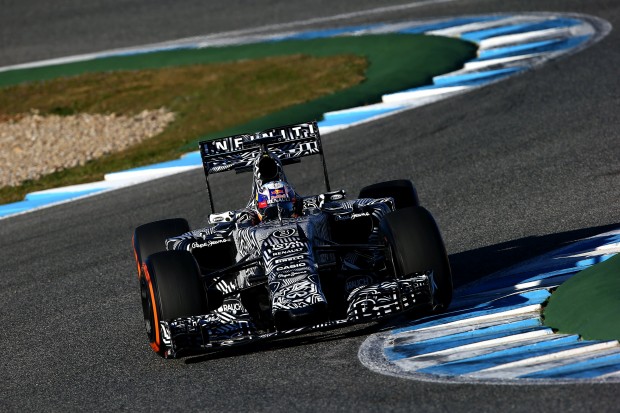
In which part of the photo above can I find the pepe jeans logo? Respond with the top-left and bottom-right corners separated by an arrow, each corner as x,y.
191,238 -> 230,249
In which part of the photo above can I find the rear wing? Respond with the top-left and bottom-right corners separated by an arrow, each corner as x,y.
198,121 -> 331,213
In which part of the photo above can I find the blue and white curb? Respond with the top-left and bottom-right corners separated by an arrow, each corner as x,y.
359,230 -> 620,383
0,13 -> 611,219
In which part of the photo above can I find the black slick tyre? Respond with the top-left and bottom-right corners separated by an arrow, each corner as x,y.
141,250 -> 207,357
359,179 -> 419,210
379,206 -> 452,311
132,218 -> 190,278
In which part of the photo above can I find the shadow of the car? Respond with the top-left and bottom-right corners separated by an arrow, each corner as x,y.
449,223 -> 620,289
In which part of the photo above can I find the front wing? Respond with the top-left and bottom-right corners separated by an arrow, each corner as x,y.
158,271 -> 435,358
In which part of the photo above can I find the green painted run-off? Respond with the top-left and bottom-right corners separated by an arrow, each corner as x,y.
543,254 -> 620,341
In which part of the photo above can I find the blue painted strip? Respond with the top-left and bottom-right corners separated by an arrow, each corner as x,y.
433,67 -> 524,86
0,187 -> 108,216
391,289 -> 550,334
419,335 -> 582,375
268,25 -> 379,41
575,254 -> 615,268
474,35 -> 590,61
386,318 -> 543,361
397,16 -> 502,35
24,188 -> 107,202
521,352 -> 620,379
99,45 -> 198,59
552,233 -> 620,256
119,151 -> 202,173
461,18 -> 583,42
318,107 -> 402,127
458,268 -> 580,296
0,199 -> 46,216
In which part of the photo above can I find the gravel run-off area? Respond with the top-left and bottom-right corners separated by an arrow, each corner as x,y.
0,108 -> 175,187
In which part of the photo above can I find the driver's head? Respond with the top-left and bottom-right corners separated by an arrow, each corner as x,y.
256,181 -> 296,221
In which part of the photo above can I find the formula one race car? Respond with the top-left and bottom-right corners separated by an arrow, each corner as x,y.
132,121 -> 452,358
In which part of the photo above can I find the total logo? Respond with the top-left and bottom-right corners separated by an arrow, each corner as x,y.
191,238 -> 230,249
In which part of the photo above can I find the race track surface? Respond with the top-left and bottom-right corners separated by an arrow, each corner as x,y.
1,1 -> 619,411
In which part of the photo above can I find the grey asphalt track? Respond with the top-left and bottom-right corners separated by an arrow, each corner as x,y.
1,1 -> 620,411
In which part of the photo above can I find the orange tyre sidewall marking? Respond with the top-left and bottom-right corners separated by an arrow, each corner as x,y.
142,262 -> 161,353
132,234 -> 142,278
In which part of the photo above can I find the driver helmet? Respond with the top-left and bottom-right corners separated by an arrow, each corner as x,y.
256,181 -> 297,220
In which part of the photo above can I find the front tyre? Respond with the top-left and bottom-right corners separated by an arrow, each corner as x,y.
140,250 -> 207,357
358,179 -> 419,210
132,218 -> 190,278
380,206 -> 452,311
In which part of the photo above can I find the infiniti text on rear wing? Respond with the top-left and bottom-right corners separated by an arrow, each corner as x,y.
198,121 -> 331,213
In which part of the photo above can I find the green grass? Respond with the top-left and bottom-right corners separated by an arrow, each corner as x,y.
0,34 -> 477,204
0,54 -> 366,204
543,253 -> 620,341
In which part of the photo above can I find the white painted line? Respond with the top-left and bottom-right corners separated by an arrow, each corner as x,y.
382,85 -> 469,103
395,330 -> 558,370
463,52 -> 551,70
427,16 -> 542,38
468,341 -> 620,379
396,304 -> 542,335
597,368 -> 620,379
0,0 -> 460,73
103,166 -> 201,182
568,245 -> 620,257
478,26 -> 583,49
391,314 -> 541,345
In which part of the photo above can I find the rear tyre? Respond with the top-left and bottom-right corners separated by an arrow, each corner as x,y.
132,218 -> 190,277
359,179 -> 420,210
141,250 -> 207,357
379,206 -> 452,311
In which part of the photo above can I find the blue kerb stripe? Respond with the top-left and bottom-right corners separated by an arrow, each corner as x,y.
268,25 -> 380,41
318,107 -> 402,127
474,35 -> 590,61
575,254 -> 615,267
419,335 -> 582,375
391,289 -> 549,334
458,267 -> 579,296
385,318 -> 543,361
120,151 -> 202,172
551,234 -> 620,256
397,16 -> 502,35
433,67 -> 524,86
0,187 -> 108,217
24,188 -> 107,202
461,18 -> 583,42
99,45 -> 198,59
521,352 -> 620,379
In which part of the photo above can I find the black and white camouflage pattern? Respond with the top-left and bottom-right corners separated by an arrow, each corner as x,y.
143,122 -> 439,357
